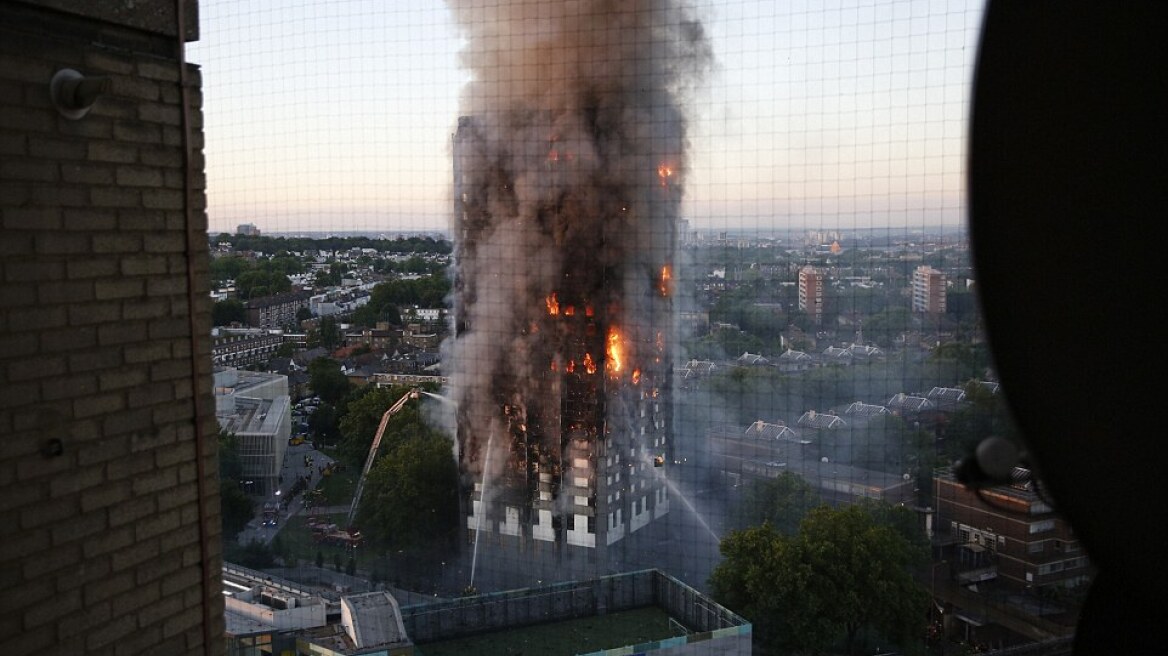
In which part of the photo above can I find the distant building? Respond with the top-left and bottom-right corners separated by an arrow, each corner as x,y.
798,265 -> 825,324
708,424 -> 914,506
887,392 -> 935,415
933,467 -> 1091,591
777,348 -> 813,372
214,368 -> 291,495
237,223 -> 261,236
797,410 -> 846,430
245,290 -> 312,330
211,327 -> 283,367
912,265 -> 947,314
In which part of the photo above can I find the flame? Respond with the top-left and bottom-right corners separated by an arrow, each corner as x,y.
564,305 -> 576,316
632,369 -> 641,384
550,358 -> 557,372
546,293 -> 559,315
659,265 -> 672,296
606,327 -> 624,377
585,305 -> 594,317
657,163 -> 674,186
583,353 -> 597,375
567,359 -> 576,373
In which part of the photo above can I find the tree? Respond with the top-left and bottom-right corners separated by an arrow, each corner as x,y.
212,299 -> 246,326
731,471 -> 817,534
942,381 -> 1021,461
275,342 -> 296,358
235,269 -> 291,300
337,386 -> 428,466
296,307 -> 313,322
316,550 -> 324,569
346,557 -> 357,576
710,504 -> 929,655
307,402 -> 340,445
355,433 -> 459,551
305,316 -> 342,350
333,553 -> 343,572
217,431 -> 254,539
308,357 -> 350,406
210,255 -> 251,283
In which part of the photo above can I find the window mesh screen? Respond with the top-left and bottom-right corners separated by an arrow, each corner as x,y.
195,2 -> 1090,653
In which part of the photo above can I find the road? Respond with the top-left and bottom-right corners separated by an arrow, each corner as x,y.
236,441 -> 337,547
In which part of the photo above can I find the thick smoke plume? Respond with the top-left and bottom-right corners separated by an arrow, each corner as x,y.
446,0 -> 711,549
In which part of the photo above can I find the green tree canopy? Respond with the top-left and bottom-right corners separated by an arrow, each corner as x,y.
218,431 -> 253,539
731,471 -> 817,534
235,269 -> 292,300
710,504 -> 929,655
309,316 -> 341,351
308,357 -> 350,406
337,386 -> 429,466
210,255 -> 252,283
941,381 -> 1021,461
355,432 -> 459,551
212,299 -> 246,326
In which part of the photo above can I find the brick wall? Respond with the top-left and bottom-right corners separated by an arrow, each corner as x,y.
0,2 -> 224,654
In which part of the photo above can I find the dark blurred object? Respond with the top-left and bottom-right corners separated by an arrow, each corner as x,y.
968,2 -> 1167,654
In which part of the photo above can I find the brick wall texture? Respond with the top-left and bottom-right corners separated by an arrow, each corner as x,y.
0,2 -> 225,654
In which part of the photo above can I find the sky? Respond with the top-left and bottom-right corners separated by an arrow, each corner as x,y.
189,0 -> 985,236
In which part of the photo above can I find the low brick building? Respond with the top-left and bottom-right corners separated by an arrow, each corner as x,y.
933,467 -> 1091,591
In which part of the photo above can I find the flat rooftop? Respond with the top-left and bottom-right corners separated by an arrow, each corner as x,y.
415,606 -> 678,656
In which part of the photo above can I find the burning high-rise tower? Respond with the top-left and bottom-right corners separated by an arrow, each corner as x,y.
446,0 -> 710,590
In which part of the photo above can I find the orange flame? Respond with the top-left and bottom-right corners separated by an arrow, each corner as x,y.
659,265 -> 672,296
606,327 -> 624,377
632,369 -> 641,384
585,305 -> 594,317
583,353 -> 597,375
567,359 -> 576,373
546,293 -> 559,315
657,163 -> 674,186
564,305 -> 576,316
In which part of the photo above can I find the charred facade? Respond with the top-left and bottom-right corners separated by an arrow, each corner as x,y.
445,0 -> 710,590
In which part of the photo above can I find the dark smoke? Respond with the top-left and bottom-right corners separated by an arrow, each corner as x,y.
445,0 -> 712,566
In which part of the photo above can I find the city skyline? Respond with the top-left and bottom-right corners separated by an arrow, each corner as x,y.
190,0 -> 984,235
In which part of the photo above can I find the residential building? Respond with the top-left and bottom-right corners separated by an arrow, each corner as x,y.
452,116 -> 675,590
237,223 -> 261,236
933,467 -> 1091,591
245,290 -> 312,329
798,265 -> 825,324
211,327 -> 284,367
708,424 -> 914,506
912,265 -> 947,314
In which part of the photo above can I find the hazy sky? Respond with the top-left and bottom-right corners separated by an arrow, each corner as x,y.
190,0 -> 984,235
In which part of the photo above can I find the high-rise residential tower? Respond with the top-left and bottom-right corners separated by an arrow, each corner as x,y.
450,115 -> 677,590
912,265 -> 948,315
798,265 -> 825,325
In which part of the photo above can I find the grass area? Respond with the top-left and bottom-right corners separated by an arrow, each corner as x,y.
314,470 -> 357,505
415,606 -> 683,656
278,512 -> 374,571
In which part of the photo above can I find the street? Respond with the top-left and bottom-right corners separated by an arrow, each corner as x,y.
236,441 -> 337,547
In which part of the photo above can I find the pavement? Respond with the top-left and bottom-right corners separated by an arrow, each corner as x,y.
236,441 -> 337,546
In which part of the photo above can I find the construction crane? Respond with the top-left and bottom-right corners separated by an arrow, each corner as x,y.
346,387 -> 421,529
